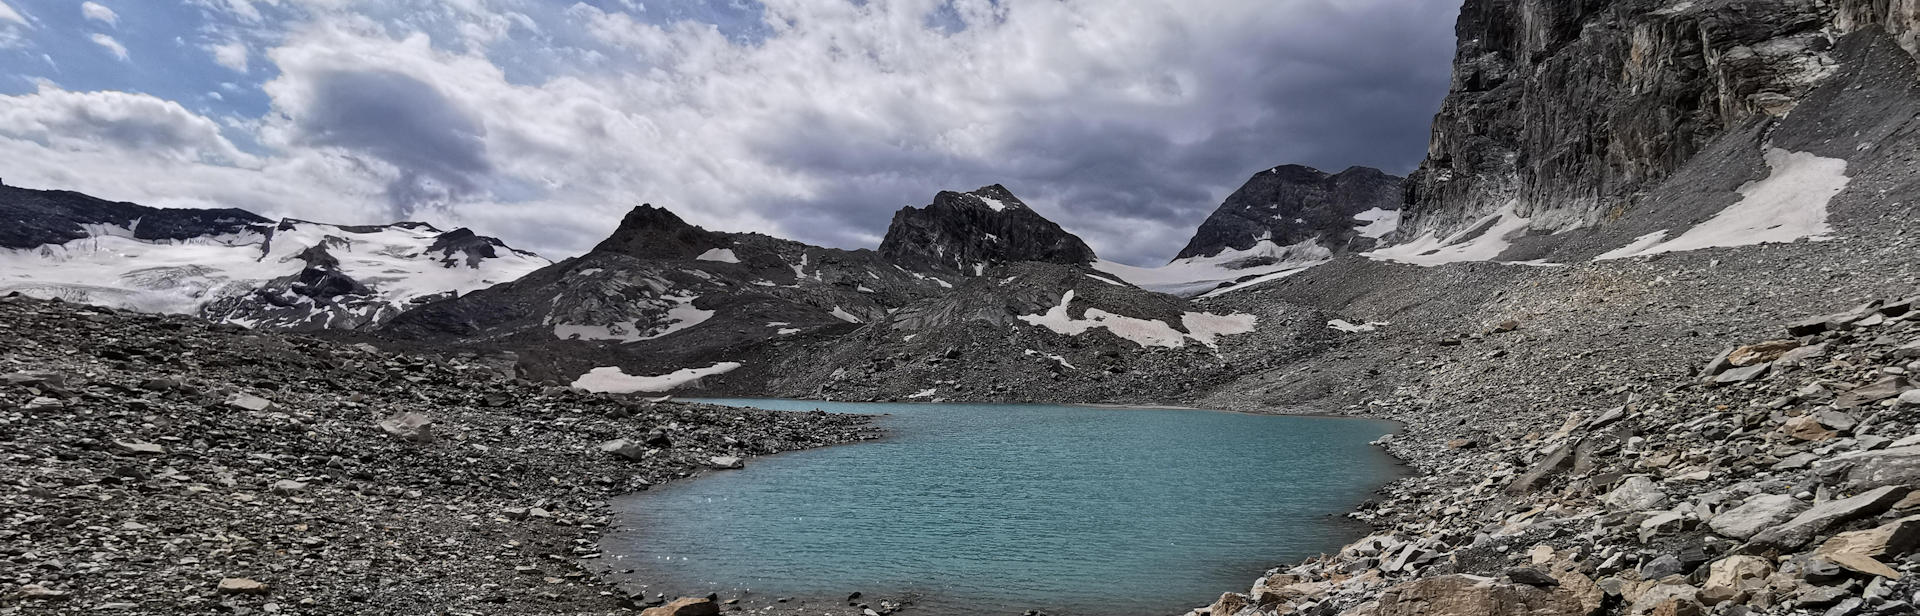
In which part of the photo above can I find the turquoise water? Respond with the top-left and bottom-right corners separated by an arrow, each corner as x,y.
603,399 -> 1402,616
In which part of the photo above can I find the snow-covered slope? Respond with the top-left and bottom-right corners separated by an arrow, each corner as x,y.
0,185 -> 546,330
1095,165 -> 1398,297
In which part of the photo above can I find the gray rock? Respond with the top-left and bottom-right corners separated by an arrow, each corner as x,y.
1836,377 -> 1909,408
269,480 -> 308,495
377,412 -> 434,443
1640,554 -> 1685,580
1714,363 -> 1770,385
599,439 -> 649,461
707,456 -> 745,470
1746,486 -> 1910,551
1710,494 -> 1809,540
1604,475 -> 1669,511
1819,445 -> 1920,492
226,393 -> 276,412
112,439 -> 166,455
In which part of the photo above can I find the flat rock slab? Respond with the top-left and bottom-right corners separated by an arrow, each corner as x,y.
1747,486 -> 1910,552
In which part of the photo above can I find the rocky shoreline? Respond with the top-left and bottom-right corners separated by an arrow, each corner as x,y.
1183,287 -> 1920,616
0,294 -> 885,615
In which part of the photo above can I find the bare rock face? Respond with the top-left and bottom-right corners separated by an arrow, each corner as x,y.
1175,165 -> 1402,260
591,205 -> 731,260
1399,0 -> 1920,244
878,184 -> 1096,276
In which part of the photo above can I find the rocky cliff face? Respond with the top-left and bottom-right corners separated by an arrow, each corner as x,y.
1401,0 -> 1920,244
1176,165 -> 1403,260
878,184 -> 1097,276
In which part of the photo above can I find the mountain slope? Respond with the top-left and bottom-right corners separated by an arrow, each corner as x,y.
0,184 -> 546,330
377,204 -> 959,387
878,184 -> 1097,276
1095,165 -> 1402,298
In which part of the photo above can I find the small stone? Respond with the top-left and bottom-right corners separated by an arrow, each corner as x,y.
707,456 -> 744,470
638,597 -> 719,616
1604,476 -> 1669,511
226,393 -> 276,412
599,439 -> 648,461
218,578 -> 269,595
376,412 -> 434,443
269,480 -> 308,495
113,439 -> 167,455
1728,340 -> 1799,367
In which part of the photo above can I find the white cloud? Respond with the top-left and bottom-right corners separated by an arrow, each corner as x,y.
0,85 -> 255,165
208,40 -> 249,72
1,0 -> 1458,263
90,33 -> 128,60
81,2 -> 117,26
0,1 -> 27,26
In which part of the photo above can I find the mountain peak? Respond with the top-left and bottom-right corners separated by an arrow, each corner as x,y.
880,185 -> 1095,275
1174,164 -> 1403,261
591,204 -> 729,260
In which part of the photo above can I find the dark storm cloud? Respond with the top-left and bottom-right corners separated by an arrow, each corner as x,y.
746,1 -> 1459,265
294,69 -> 492,213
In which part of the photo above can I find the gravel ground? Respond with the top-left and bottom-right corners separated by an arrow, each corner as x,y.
0,295 -> 883,615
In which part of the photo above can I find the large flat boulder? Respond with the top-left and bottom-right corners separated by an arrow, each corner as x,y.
1373,574 -> 1592,616
1746,486 -> 1910,551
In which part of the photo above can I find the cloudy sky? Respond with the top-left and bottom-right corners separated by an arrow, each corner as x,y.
0,0 -> 1458,265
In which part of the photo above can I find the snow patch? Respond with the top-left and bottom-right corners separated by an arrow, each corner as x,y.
907,388 -> 937,399
1086,274 -> 1125,287
1353,208 -> 1401,239
829,306 -> 862,323
1093,238 -> 1331,297
1023,349 -> 1076,369
570,362 -> 742,394
1328,319 -> 1388,333
1595,148 -> 1848,260
1016,290 -> 1257,348
696,248 -> 740,263
973,194 -> 1014,211
1366,201 -> 1533,266
552,294 -> 712,342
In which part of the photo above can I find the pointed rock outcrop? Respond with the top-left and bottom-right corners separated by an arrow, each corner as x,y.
879,184 -> 1096,275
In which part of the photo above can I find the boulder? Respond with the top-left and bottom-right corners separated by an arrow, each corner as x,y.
1728,341 -> 1799,366
112,439 -> 167,455
1627,584 -> 1701,616
1836,377 -> 1910,409
1815,515 -> 1920,561
1819,445 -> 1920,491
376,412 -> 434,443
707,456 -> 745,470
1699,556 -> 1770,605
1372,574 -> 1590,616
1208,592 -> 1251,616
1708,494 -> 1807,540
217,578 -> 269,595
1507,439 -> 1580,494
1712,364 -> 1769,385
1604,476 -> 1670,511
1747,486 -> 1910,551
599,439 -> 649,461
1780,415 -> 1837,442
226,393 -> 276,412
1820,551 -> 1900,579
639,597 -> 719,616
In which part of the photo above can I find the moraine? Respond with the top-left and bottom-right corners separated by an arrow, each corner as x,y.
602,399 -> 1403,616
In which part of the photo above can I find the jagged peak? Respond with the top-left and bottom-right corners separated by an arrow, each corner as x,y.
591,203 -> 730,260
880,184 -> 1096,275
